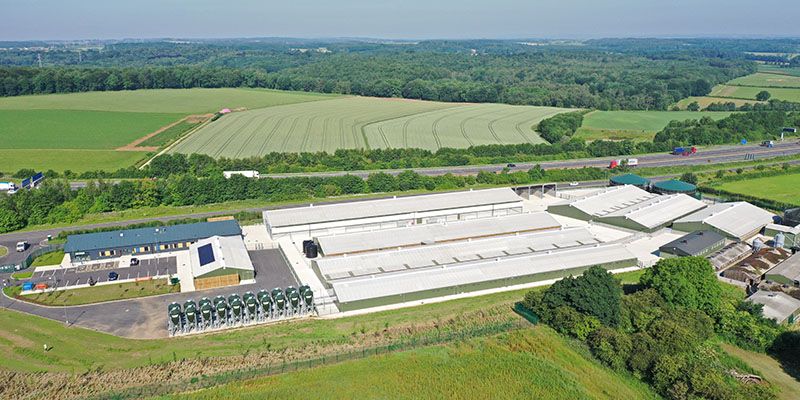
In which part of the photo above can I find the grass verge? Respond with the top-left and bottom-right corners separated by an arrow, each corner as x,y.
16,279 -> 179,306
30,250 -> 65,268
11,271 -> 33,280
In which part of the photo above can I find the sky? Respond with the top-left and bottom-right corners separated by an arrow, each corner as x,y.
1,0 -> 799,41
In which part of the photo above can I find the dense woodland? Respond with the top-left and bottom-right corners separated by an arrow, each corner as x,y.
523,259 -> 800,400
0,38 -> 758,109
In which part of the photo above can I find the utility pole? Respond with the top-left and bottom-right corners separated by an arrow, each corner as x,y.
37,53 -> 42,68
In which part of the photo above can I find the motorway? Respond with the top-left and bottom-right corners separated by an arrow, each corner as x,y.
263,141 -> 800,178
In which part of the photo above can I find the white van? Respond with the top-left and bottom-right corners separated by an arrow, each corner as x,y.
15,241 -> 27,252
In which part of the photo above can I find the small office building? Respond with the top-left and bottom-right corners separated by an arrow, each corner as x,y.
64,220 -> 242,262
658,231 -> 726,258
189,235 -> 255,290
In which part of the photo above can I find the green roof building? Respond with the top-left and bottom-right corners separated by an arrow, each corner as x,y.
653,179 -> 697,195
610,174 -> 650,188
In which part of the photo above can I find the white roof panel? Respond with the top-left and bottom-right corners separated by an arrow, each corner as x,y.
189,235 -> 253,278
266,188 -> 522,228
603,193 -> 707,229
316,227 -> 597,280
316,211 -> 559,255
332,244 -> 636,303
675,202 -> 775,238
747,291 -> 800,322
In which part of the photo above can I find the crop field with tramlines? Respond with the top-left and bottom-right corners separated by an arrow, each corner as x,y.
169,97 -> 571,156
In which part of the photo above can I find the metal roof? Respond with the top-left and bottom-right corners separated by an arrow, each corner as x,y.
747,290 -> 800,322
659,230 -> 725,256
674,202 -> 775,239
330,243 -> 636,303
602,194 -> 707,229
64,220 -> 242,253
610,174 -> 650,186
766,252 -> 800,282
315,227 -> 600,282
189,235 -> 254,278
653,179 -> 697,192
316,212 -> 561,255
264,188 -> 522,228
565,185 -> 658,217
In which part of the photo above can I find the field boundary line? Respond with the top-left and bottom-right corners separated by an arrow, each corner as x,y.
141,115 -> 213,168
115,116 -> 190,151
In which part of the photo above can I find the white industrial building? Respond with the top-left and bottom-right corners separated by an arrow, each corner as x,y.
188,235 -> 255,289
311,227 -> 637,310
548,185 -> 706,232
263,188 -> 524,239
315,212 -> 561,256
672,202 -> 775,241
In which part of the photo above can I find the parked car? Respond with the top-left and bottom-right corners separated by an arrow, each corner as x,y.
108,271 -> 119,281
129,258 -> 139,266
506,163 -> 517,168
569,182 -> 579,186
15,241 -> 27,252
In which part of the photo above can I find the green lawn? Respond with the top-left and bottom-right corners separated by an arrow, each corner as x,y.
758,65 -> 800,77
728,72 -> 800,88
576,110 -> 733,141
0,109 -> 182,149
138,120 -> 201,148
30,250 -> 65,267
169,97 -> 571,155
0,88 -> 337,114
11,271 -> 33,280
722,343 -> 800,400
0,269 -> 645,373
17,279 -> 179,306
709,85 -> 800,102
166,328 -> 659,400
0,149 -> 147,174
716,173 -> 800,206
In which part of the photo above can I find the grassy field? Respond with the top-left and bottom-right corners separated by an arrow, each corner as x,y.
715,173 -> 800,206
0,109 -> 182,149
169,97 -> 571,155
0,269 -> 645,372
30,250 -> 64,267
166,328 -> 659,400
14,279 -> 179,306
576,110 -> 733,141
139,120 -> 202,148
0,88 -> 335,114
758,65 -> 800,77
728,72 -> 800,88
722,343 -> 800,400
709,85 -> 800,102
0,149 -> 148,174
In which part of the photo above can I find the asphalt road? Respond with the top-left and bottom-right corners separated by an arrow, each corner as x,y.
263,141 -> 800,178
0,249 -> 297,339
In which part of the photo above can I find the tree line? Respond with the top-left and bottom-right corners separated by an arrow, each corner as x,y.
522,258 -> 798,400
653,111 -> 800,146
0,166 -> 610,233
0,39 -> 755,110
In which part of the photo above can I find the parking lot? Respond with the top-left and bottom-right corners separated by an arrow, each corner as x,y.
33,257 -> 177,288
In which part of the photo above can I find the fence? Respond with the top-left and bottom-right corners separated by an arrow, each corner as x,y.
0,244 -> 62,273
93,319 -> 528,400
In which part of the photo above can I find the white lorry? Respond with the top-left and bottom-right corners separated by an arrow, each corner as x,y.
223,170 -> 260,179
0,182 -> 17,191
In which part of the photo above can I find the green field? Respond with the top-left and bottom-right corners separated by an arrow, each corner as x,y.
168,328 -> 659,400
716,173 -> 800,206
728,72 -> 800,88
575,110 -> 733,141
0,109 -> 182,149
709,84 -> 800,102
758,65 -> 800,77
0,89 -> 334,172
0,88 -> 335,114
30,250 -> 65,267
169,97 -> 571,155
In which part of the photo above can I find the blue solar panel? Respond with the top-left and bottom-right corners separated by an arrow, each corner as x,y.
21,178 -> 31,188
32,172 -> 43,183
197,243 -> 215,266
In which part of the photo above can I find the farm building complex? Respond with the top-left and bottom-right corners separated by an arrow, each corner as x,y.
263,188 -> 523,239
64,220 -> 242,261
672,202 -> 775,241
547,185 -> 706,232
658,231 -> 726,258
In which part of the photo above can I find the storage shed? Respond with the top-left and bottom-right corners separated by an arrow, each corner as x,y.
658,231 -> 726,258
189,235 -> 255,290
747,290 -> 800,325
